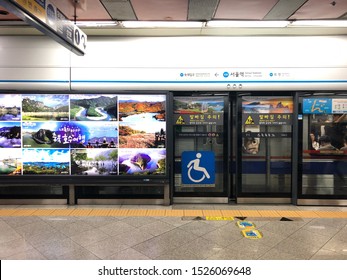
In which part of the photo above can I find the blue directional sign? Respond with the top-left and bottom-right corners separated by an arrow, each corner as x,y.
181,151 -> 215,184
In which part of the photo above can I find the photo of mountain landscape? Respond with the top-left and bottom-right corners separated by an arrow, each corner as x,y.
22,94 -> 69,121
174,97 -> 224,114
70,94 -> 118,121
119,95 -> 165,122
0,149 -> 21,175
0,121 -> 21,148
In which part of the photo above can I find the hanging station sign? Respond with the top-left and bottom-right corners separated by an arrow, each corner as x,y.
0,0 -> 87,56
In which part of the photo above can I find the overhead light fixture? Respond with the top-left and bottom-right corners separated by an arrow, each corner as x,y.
120,21 -> 203,28
206,20 -> 289,28
75,21 -> 120,28
289,20 -> 347,27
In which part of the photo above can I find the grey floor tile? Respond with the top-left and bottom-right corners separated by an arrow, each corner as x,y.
258,248 -> 302,260
98,220 -> 136,236
155,247 -> 199,260
259,221 -> 307,237
272,237 -> 320,259
157,217 -> 192,227
332,228 -> 347,243
132,236 -> 178,259
311,249 -> 347,260
178,221 -> 218,236
322,238 -> 347,255
57,221 -> 95,237
287,228 -> 332,248
4,248 -> 47,260
303,220 -> 341,237
83,236 -> 129,259
41,216 -> 80,228
306,218 -> 347,230
56,247 -> 100,260
0,222 -> 22,244
201,226 -> 243,247
69,228 -> 110,246
1,216 -> 42,228
239,228 -> 287,248
115,229 -> 154,247
179,237 -> 224,259
225,238 -> 273,259
121,216 -> 158,228
14,221 -> 54,238
35,238 -> 83,259
107,248 -> 151,260
24,230 -> 68,247
77,216 -> 118,227
0,238 -> 35,259
139,220 -> 176,236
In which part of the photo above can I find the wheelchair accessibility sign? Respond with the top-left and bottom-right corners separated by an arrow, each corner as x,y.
182,151 -> 215,185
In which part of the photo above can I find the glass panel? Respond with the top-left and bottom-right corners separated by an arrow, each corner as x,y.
173,96 -> 227,196
302,112 -> 347,196
240,96 -> 293,195
241,125 -> 292,193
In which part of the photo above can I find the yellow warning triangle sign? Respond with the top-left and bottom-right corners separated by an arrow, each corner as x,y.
176,115 -> 185,125
245,116 -> 254,125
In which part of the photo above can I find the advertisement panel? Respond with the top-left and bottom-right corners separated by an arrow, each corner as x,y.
0,93 -> 167,178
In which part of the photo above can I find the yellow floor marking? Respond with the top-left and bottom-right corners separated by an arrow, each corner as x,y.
32,209 -> 56,216
259,210 -> 282,217
88,209 -> 111,216
0,208 -> 347,218
220,210 -> 242,217
108,209 -> 129,216
276,210 -> 302,218
202,210 -> 223,217
70,209 -> 93,216
11,209 -> 37,216
51,209 -> 75,216
146,209 -> 166,216
239,210 -> 262,217
297,211 -> 320,218
315,211 -> 343,218
127,209 -> 148,216
0,209 -> 18,216
184,210 -> 204,217
165,209 -> 184,216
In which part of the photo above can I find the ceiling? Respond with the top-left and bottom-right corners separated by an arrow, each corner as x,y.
1,0 -> 347,36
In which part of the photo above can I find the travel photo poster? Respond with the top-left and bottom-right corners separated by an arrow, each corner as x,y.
0,93 -> 167,177
0,94 -> 21,121
21,94 -> 69,121
70,94 -> 118,121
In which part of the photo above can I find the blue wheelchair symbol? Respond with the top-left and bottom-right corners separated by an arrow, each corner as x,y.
182,151 -> 215,184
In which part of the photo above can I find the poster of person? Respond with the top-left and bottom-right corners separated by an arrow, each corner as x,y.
118,95 -> 165,122
70,148 -> 118,175
22,94 -> 69,121
242,125 -> 261,154
118,148 -> 166,175
70,94 -> 118,121
0,94 -> 21,121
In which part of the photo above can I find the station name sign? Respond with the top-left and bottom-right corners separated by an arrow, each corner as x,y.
1,0 -> 87,56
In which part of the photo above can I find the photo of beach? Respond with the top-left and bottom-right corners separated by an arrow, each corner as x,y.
22,148 -> 70,175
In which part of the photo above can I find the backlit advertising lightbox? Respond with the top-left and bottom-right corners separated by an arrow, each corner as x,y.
0,93 -> 167,179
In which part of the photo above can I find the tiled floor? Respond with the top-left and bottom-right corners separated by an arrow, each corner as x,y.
0,204 -> 347,260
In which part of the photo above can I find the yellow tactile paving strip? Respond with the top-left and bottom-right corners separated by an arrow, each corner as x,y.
0,208 -> 347,218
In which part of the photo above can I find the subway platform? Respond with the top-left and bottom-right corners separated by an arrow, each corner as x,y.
0,204 -> 347,260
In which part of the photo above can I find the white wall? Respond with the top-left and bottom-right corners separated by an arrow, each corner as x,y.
2,35 -> 347,91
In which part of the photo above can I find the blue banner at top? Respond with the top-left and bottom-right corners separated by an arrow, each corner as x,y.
303,98 -> 332,114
